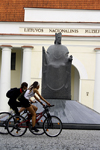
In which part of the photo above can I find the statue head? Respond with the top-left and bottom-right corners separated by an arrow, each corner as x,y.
54,32 -> 62,45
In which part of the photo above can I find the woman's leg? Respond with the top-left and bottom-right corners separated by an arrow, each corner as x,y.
26,105 -> 36,127
32,105 -> 38,112
19,104 -> 37,115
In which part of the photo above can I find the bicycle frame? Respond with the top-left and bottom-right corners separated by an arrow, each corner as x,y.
36,111 -> 45,123
17,108 -> 48,128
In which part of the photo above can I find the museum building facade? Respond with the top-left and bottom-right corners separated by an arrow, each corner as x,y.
0,0 -> 100,113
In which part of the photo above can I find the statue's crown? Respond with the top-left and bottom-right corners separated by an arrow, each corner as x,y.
55,32 -> 62,38
54,32 -> 62,44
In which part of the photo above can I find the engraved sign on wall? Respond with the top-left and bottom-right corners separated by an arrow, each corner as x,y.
20,27 -> 100,36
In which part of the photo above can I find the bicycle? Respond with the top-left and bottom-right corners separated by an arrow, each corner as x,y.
0,108 -> 27,134
0,110 -> 14,134
0,106 -> 46,135
6,105 -> 63,137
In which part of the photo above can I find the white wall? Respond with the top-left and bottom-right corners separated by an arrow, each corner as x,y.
24,8 -> 100,22
0,20 -> 100,110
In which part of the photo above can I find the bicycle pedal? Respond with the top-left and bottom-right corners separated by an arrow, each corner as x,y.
5,126 -> 7,129
14,124 -> 21,131
16,128 -> 21,133
36,122 -> 39,125
17,127 -> 21,131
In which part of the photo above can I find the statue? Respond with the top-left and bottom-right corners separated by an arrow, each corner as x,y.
42,33 -> 73,99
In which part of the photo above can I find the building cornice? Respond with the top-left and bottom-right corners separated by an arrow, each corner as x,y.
0,45 -> 12,47
1,33 -> 100,38
21,45 -> 34,48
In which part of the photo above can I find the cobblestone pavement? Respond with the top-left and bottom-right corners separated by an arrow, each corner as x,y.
0,129 -> 100,150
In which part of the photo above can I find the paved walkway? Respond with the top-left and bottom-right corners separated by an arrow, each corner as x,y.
0,129 -> 100,150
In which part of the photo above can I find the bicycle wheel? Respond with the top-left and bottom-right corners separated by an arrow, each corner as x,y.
43,116 -> 62,137
7,115 -> 27,137
0,112 -> 12,134
29,114 -> 46,135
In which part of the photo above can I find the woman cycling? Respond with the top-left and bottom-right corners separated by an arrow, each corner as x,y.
18,81 -> 51,132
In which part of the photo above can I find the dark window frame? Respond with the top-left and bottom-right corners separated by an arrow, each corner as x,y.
11,53 -> 16,70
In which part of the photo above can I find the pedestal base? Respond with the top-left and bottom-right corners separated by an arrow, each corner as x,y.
35,99 -> 100,130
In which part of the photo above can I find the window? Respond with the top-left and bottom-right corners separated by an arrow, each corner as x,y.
11,53 -> 16,70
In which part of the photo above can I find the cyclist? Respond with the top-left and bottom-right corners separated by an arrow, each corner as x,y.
18,81 -> 51,132
8,82 -> 28,116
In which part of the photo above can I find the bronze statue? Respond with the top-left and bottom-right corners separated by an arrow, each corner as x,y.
42,33 -> 72,99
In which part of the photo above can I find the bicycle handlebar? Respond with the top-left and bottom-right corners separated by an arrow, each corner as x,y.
43,105 -> 54,109
49,105 -> 54,107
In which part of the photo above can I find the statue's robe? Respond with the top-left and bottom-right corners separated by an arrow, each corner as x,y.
42,44 -> 72,99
